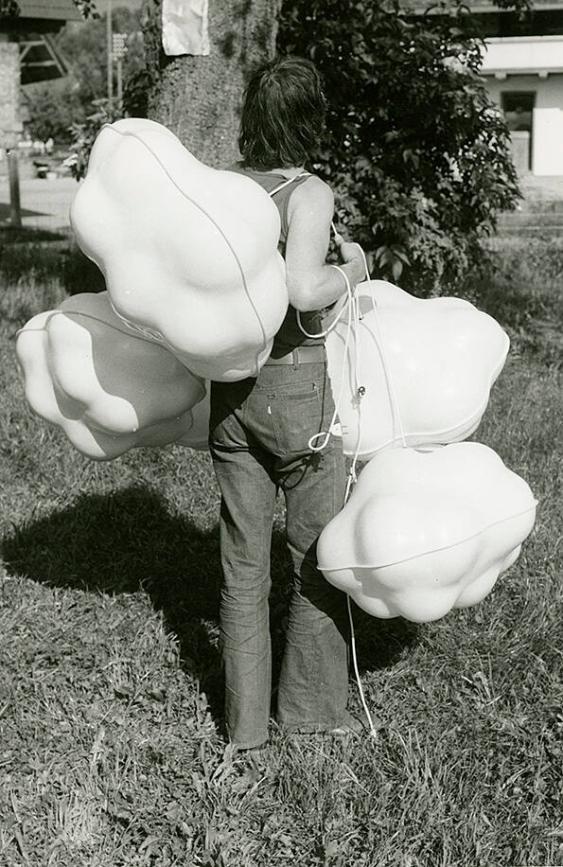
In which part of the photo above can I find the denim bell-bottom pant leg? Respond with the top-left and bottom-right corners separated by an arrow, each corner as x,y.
209,362 -> 349,748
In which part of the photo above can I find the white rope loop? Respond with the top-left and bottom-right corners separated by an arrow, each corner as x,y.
332,256 -> 379,741
293,227 -> 379,739
304,265 -> 354,453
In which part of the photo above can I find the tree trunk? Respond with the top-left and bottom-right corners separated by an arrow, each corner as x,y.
142,0 -> 280,168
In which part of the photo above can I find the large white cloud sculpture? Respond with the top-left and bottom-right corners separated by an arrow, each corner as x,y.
325,280 -> 509,458
317,443 -> 537,623
16,292 -> 210,460
69,118 -> 288,382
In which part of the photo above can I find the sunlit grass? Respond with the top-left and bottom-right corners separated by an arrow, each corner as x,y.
0,235 -> 561,866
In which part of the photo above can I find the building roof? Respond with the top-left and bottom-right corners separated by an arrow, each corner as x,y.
13,0 -> 82,21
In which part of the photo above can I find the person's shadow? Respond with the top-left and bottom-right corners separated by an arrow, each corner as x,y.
1,484 -> 419,732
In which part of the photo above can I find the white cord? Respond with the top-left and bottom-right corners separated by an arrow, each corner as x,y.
307,291 -> 353,451
307,236 -> 407,739
348,596 -> 379,739
297,231 -> 379,739
305,265 -> 354,452
339,269 -> 379,741
296,265 -> 353,340
368,288 -> 408,448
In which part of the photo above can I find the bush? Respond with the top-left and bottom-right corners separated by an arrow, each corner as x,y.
278,0 -> 521,294
66,98 -> 123,181
24,79 -> 86,144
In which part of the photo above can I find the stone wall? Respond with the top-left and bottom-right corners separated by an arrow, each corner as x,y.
0,40 -> 22,150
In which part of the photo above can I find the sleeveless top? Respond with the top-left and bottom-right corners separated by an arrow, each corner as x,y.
229,166 -> 326,354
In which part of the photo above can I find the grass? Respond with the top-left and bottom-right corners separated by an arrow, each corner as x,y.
0,230 -> 562,866
0,226 -> 105,296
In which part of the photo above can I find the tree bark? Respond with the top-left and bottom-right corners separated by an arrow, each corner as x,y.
142,0 -> 280,167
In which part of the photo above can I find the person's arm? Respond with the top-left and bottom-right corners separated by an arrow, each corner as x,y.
284,176 -> 365,312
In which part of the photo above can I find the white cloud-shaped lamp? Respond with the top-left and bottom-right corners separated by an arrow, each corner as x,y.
16,291 -> 210,460
325,280 -> 509,458
318,443 -> 537,623
69,118 -> 288,382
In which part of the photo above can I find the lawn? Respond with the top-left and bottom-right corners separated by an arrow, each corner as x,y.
0,230 -> 562,867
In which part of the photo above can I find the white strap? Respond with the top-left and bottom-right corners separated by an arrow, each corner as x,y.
268,172 -> 310,197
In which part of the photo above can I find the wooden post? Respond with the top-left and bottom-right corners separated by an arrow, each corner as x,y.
7,148 -> 22,229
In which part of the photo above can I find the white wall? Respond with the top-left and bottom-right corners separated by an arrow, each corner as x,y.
482,36 -> 563,75
484,74 -> 563,176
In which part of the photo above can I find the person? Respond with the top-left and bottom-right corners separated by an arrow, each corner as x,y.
208,56 -> 366,751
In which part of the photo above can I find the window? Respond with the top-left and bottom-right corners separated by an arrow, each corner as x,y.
501,92 -> 535,132
500,92 -> 535,173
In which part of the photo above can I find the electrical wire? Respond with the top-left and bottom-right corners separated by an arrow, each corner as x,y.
295,230 -> 379,738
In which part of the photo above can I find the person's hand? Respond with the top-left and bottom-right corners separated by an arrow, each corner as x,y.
339,240 -> 365,267
334,234 -> 366,285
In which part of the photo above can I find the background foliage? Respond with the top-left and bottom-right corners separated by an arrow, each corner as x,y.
23,6 -> 144,147
278,0 -> 521,293
24,0 -> 522,289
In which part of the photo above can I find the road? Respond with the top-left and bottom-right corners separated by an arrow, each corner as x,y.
0,176 -> 78,233
2,171 -> 563,237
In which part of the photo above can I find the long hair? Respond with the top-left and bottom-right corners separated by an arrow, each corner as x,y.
239,56 -> 327,170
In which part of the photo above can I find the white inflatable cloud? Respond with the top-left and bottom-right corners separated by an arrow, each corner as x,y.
325,281 -> 509,458
317,443 -> 537,623
16,292 -> 210,460
70,118 -> 288,382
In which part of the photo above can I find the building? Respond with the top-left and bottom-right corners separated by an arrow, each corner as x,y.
474,1 -> 563,176
0,0 -> 81,151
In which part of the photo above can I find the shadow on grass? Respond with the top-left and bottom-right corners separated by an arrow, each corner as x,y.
1,484 -> 418,727
0,225 -> 67,243
352,606 -> 420,675
2,485 -> 227,723
0,228 -> 105,296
